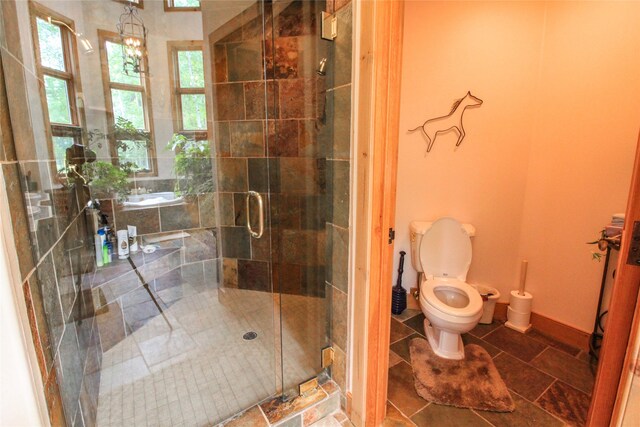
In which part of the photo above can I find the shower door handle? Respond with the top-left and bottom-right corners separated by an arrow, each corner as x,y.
246,191 -> 264,238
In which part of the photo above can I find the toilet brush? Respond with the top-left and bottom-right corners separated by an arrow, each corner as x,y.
392,251 -> 408,315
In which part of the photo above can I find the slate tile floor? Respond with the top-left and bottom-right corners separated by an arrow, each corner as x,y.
385,311 -> 597,427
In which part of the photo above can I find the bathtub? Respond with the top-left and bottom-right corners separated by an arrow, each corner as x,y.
123,191 -> 183,208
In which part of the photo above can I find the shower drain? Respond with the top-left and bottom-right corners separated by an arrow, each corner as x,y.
243,331 -> 258,340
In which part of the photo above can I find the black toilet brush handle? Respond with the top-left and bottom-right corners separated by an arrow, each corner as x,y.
395,251 -> 406,289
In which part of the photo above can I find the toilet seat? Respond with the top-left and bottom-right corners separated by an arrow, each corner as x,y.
411,217 -> 482,359
420,276 -> 483,319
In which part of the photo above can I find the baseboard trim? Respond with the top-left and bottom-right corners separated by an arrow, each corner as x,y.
404,294 -> 589,351
495,302 -> 590,351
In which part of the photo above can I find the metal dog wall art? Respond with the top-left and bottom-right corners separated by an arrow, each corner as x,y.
409,91 -> 483,153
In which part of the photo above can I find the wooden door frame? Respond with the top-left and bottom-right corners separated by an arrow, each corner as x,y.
611,277 -> 640,424
353,0 -> 640,425
350,0 -> 405,426
587,134 -> 640,426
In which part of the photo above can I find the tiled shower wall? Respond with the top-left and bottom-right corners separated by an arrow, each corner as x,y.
212,1 -> 330,299
210,0 -> 353,398
323,0 -> 352,397
0,1 -> 99,426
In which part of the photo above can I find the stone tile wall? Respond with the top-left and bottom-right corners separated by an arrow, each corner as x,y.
212,1 -> 330,300
323,0 -> 353,400
210,0 -> 353,401
1,1 -> 99,425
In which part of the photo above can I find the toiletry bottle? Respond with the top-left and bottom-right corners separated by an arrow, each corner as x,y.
128,225 -> 138,253
117,229 -> 130,259
95,231 -> 104,267
107,240 -> 114,263
101,230 -> 109,265
106,228 -> 115,263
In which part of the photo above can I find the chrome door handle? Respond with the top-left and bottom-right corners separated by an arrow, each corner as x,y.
246,191 -> 264,238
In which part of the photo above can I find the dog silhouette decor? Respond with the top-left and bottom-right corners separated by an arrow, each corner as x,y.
409,92 -> 483,153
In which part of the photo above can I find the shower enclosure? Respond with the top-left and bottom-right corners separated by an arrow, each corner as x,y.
0,0 -> 352,425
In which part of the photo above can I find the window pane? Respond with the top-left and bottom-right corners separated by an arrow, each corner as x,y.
36,18 -> 66,72
44,75 -> 72,124
181,94 -> 206,130
106,41 -> 141,86
177,50 -> 204,88
117,140 -> 150,171
52,136 -> 74,171
111,89 -> 145,129
172,0 -> 200,7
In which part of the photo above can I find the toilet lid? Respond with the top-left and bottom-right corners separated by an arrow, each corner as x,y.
420,217 -> 472,279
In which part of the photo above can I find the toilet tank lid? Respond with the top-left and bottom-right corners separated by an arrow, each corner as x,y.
410,220 -> 475,237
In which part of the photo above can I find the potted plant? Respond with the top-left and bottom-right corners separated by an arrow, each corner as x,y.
166,134 -> 214,197
82,161 -> 133,201
78,118 -> 151,201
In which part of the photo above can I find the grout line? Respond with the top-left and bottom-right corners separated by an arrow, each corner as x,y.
387,399 -> 419,426
255,403 -> 270,426
511,389 -> 568,426
534,378 -> 557,404
530,345 -> 551,365
388,333 -> 414,347
475,324 -> 502,339
20,205 -> 89,285
396,311 -> 423,324
470,408 -> 497,427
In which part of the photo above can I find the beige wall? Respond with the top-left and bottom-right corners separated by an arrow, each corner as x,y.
395,1 -> 640,332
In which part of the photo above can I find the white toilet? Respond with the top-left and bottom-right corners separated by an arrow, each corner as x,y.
409,217 -> 483,360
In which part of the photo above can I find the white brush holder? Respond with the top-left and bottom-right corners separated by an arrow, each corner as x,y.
505,290 -> 532,333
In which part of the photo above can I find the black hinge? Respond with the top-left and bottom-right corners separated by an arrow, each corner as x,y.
388,228 -> 395,244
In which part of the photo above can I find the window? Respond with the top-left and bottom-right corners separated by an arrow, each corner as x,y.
98,30 -> 157,175
114,0 -> 144,9
168,41 -> 207,137
29,2 -> 84,172
164,0 -> 201,12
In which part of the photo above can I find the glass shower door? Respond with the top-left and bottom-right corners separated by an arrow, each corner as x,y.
263,0 -> 333,395
208,0 -> 334,399
3,0 -> 340,424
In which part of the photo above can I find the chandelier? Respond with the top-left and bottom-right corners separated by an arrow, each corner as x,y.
117,2 -> 148,75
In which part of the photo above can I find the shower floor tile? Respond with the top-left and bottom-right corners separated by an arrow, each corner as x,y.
96,288 -> 326,427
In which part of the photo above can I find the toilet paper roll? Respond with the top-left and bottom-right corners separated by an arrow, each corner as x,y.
507,306 -> 531,327
509,290 -> 533,313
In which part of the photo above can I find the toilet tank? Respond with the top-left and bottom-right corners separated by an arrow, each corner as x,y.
409,220 -> 476,273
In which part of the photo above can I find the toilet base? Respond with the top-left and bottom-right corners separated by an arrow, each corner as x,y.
425,322 -> 465,360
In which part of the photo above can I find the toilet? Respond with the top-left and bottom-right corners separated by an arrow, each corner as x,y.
410,217 -> 483,360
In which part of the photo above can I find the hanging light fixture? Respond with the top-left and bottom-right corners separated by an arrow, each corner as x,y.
116,2 -> 148,75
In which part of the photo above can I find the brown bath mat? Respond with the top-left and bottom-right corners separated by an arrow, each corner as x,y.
409,337 -> 515,412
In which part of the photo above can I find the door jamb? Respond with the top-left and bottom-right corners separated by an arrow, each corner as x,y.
587,134 -> 640,426
351,0 -> 405,426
